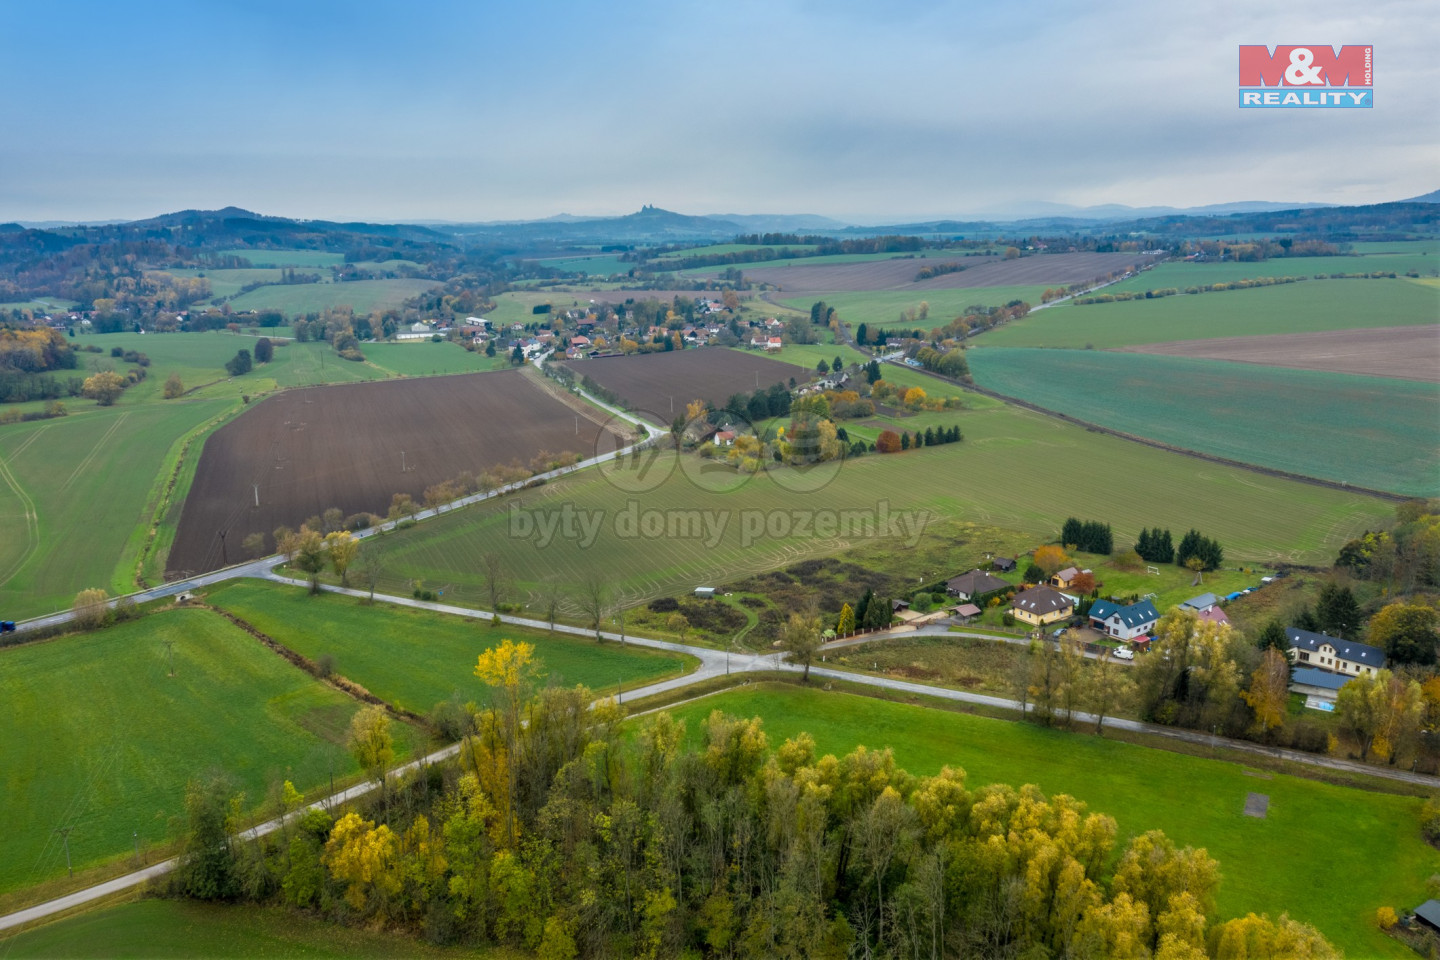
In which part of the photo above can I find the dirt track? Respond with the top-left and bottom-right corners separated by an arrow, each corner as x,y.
168,371 -> 615,576
731,252 -> 1156,293
561,348 -> 806,425
1120,324 -> 1440,382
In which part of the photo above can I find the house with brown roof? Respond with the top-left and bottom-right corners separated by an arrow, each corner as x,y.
946,569 -> 1009,601
1010,585 -> 1074,626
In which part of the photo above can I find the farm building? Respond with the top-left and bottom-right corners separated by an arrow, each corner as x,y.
1088,598 -> 1159,641
946,569 -> 1010,601
1290,667 -> 1351,710
694,587 -> 716,599
1286,627 -> 1386,677
1010,586 -> 1073,626
396,322 -> 435,341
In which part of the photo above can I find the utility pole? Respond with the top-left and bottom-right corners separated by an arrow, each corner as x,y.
54,826 -> 74,877
133,830 -> 139,862
401,451 -> 406,473
253,483 -> 260,508
217,529 -> 228,566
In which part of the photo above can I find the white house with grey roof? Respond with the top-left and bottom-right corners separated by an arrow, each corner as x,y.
1088,598 -> 1159,641
1286,626 -> 1385,677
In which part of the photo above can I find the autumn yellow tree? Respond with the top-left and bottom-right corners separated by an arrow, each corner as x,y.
293,527 -> 327,593
163,373 -> 185,399
324,812 -> 402,913
1033,544 -> 1071,577
324,531 -> 359,586
347,705 -> 394,787
82,370 -> 125,406
685,398 -> 707,424
1241,647 -> 1290,739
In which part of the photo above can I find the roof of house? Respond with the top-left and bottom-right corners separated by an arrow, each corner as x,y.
1181,593 -> 1219,611
1012,585 -> 1073,616
993,557 -> 1017,571
946,569 -> 1010,596
1414,900 -> 1440,930
1196,606 -> 1230,624
1290,667 -> 1352,691
952,603 -> 982,618
1053,566 -> 1079,582
1286,627 -> 1387,669
1089,598 -> 1160,629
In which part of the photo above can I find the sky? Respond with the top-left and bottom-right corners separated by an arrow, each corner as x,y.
1,0 -> 1436,223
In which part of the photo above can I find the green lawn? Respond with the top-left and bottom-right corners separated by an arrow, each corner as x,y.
0,397 -> 235,618
0,899 -> 504,959
205,581 -> 696,714
0,608 -> 417,893
355,403 -> 1391,614
661,684 -> 1433,959
227,279 -> 439,316
362,341 -> 505,377
779,285 -> 1051,328
168,267 -> 290,300
982,277 -> 1439,348
968,348 -> 1440,496
216,249 -> 346,268
0,297 -> 78,313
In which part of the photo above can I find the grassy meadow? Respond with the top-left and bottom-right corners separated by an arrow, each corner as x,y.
0,608 -> 418,894
0,397 -> 235,618
216,249 -> 346,268
353,402 -> 1392,614
968,348 -> 1440,496
982,277 -> 1439,348
1103,253 -> 1440,296
226,278 -> 438,316
779,285 -> 1051,328
0,899 -> 503,959
661,683 -> 1433,959
206,581 -> 696,714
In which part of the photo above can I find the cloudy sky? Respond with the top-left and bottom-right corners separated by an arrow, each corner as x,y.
2,0 -> 1435,223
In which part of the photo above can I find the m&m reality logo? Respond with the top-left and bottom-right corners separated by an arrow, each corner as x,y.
1238,45 -> 1372,108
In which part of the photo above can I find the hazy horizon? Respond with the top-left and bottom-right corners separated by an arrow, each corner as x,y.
3,0 -> 1436,223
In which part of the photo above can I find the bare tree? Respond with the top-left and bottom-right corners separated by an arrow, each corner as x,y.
355,548 -> 381,603
577,573 -> 610,642
481,552 -> 510,614
541,578 -> 564,632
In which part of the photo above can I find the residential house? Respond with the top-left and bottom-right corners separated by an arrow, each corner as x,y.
713,430 -> 736,447
570,335 -> 591,349
1050,567 -> 1090,590
749,332 -> 770,349
1286,627 -> 1386,677
1087,599 -> 1159,641
946,569 -> 1009,602
1010,586 -> 1073,626
1196,606 -> 1230,626
765,336 -> 783,351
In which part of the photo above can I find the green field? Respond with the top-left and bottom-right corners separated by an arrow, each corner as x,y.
531,254 -> 635,276
779,285 -> 1051,328
0,608 -> 417,893
1104,253 -> 1440,296
205,581 -> 695,714
216,249 -> 346,268
360,341 -> 505,376
168,267 -> 290,300
0,899 -> 500,959
662,684 -> 1433,959
354,402 -> 1391,613
227,279 -> 438,317
0,397 -> 234,618
684,248 -> 975,276
983,278 -> 1439,348
968,348 -> 1440,496
0,297 -> 78,313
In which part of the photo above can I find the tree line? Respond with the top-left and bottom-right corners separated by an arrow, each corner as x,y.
168,642 -> 1334,959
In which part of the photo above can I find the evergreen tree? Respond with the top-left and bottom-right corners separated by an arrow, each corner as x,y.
1258,620 -> 1289,651
1315,583 -> 1362,639
900,431 -> 910,450
1062,518 -> 1083,549
856,322 -> 869,345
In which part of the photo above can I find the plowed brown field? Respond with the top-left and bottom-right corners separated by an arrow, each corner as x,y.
735,252 -> 1155,293
168,371 -> 615,576
561,349 -> 804,425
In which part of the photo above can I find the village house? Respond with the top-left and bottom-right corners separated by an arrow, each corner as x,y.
1010,585 -> 1074,626
1087,598 -> 1159,641
1286,627 -> 1386,677
945,569 -> 1010,602
1049,566 -> 1089,590
765,336 -> 783,351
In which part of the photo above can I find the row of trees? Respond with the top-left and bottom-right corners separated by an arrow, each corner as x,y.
172,643 -> 1335,958
875,426 -> 963,453
1062,518 -> 1114,555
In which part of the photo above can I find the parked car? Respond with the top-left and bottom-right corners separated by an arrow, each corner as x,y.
1114,646 -> 1135,660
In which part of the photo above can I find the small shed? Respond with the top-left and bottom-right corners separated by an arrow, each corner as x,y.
1413,900 -> 1440,935
992,556 -> 1017,572
693,587 -> 716,599
952,603 -> 982,622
